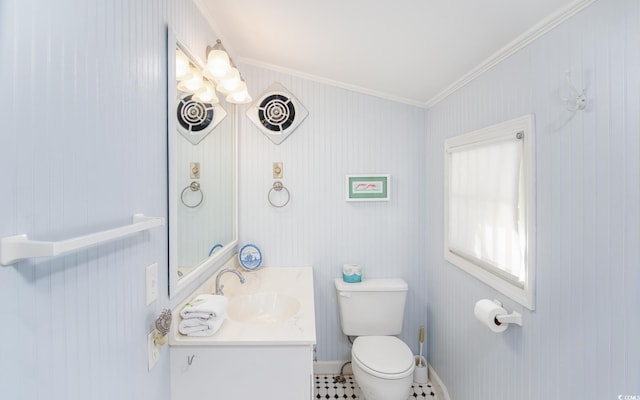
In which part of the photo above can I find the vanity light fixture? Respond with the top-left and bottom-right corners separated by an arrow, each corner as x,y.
175,40 -> 251,105
205,39 -> 252,104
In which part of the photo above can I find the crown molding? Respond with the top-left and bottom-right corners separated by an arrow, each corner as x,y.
424,0 -> 597,109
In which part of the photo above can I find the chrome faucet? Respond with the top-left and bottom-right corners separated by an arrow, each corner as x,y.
215,268 -> 246,295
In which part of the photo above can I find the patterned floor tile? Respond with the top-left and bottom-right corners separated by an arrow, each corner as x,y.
314,374 -> 436,400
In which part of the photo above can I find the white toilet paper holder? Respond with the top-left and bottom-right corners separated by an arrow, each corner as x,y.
492,300 -> 523,327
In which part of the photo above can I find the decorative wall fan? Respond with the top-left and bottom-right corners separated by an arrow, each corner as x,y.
246,82 -> 308,145
176,93 -> 227,145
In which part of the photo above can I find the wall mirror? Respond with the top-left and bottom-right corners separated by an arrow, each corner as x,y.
167,31 -> 238,298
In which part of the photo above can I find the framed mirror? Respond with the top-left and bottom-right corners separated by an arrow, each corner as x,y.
167,31 -> 238,298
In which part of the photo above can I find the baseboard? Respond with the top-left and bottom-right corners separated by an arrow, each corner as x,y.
313,360 -> 353,375
427,364 -> 451,400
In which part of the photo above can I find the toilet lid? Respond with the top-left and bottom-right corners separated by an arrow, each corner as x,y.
352,336 -> 414,377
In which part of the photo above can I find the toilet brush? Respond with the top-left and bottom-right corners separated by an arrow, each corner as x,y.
418,325 -> 425,367
413,325 -> 429,384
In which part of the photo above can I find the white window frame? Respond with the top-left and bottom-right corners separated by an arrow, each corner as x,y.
444,115 -> 535,310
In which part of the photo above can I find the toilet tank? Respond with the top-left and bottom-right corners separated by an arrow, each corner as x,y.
334,278 -> 408,336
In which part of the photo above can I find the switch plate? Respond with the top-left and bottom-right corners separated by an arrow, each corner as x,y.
273,162 -> 283,179
146,263 -> 158,306
147,331 -> 160,371
190,162 -> 200,179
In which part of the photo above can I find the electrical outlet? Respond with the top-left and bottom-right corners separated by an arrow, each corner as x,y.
147,331 -> 160,371
146,263 -> 158,306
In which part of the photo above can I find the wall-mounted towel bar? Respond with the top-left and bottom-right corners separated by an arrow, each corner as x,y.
0,214 -> 164,266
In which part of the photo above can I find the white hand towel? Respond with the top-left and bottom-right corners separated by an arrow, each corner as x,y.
180,294 -> 228,320
178,315 -> 226,337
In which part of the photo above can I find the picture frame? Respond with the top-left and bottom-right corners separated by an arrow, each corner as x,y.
345,174 -> 390,201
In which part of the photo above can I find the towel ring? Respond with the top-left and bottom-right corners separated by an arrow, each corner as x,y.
181,181 -> 204,208
268,181 -> 290,208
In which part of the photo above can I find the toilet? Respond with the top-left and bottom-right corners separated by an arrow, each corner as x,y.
334,278 -> 415,400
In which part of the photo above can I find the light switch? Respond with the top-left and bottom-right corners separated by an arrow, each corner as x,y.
146,262 -> 158,306
273,162 -> 283,179
190,162 -> 200,179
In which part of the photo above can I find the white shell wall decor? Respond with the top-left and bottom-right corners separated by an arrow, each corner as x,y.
176,93 -> 227,145
246,82 -> 308,145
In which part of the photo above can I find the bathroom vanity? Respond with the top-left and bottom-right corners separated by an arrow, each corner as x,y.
169,265 -> 316,400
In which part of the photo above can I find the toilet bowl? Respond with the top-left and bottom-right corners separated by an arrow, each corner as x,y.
351,336 -> 415,400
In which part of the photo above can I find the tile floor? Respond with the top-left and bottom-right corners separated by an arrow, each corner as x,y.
314,374 -> 436,399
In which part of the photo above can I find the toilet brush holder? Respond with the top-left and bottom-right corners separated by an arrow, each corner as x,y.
413,355 -> 428,384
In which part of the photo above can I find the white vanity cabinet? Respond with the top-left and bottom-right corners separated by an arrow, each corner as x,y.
169,267 -> 317,400
170,344 -> 314,400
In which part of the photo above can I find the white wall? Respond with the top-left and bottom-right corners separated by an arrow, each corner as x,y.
237,65 -> 427,361
425,0 -> 640,398
0,1 -> 225,399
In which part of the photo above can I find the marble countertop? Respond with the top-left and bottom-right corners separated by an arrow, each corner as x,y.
169,265 -> 316,346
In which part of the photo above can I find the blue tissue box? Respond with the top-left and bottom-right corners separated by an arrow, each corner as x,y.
342,273 -> 362,283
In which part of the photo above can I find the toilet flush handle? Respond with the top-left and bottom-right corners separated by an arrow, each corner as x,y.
339,292 -> 352,299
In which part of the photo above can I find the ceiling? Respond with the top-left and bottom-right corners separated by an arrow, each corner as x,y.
195,0 -> 588,108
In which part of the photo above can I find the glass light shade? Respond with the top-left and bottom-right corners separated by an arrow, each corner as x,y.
175,50 -> 191,80
193,82 -> 219,104
219,68 -> 241,92
177,68 -> 203,92
226,82 -> 252,104
226,90 -> 252,104
206,49 -> 231,79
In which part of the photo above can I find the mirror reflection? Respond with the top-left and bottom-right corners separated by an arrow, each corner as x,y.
168,36 -> 237,298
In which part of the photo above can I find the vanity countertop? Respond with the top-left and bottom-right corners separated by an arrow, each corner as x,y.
169,265 -> 316,346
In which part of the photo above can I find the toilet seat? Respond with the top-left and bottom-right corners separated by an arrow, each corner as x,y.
352,336 -> 414,380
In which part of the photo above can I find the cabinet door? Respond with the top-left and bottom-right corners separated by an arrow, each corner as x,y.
171,345 -> 313,400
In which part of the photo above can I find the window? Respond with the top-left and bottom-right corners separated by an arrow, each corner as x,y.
444,115 -> 535,310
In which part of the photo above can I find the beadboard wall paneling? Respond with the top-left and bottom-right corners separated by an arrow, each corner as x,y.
237,66 -> 427,361
0,1 -> 225,399
425,0 -> 640,399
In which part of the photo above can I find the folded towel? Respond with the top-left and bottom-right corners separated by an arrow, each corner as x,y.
178,315 -> 226,337
180,294 -> 228,320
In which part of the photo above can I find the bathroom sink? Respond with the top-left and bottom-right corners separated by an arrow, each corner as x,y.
227,293 -> 300,324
